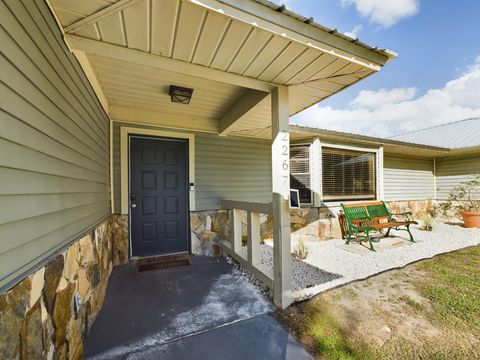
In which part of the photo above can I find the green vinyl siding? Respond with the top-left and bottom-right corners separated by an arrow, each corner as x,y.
384,154 -> 434,201
436,154 -> 480,200
112,122 -> 272,212
195,133 -> 272,210
0,0 -> 110,290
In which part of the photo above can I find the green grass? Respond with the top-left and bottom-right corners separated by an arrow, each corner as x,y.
281,246 -> 480,360
414,246 -> 480,335
399,295 -> 425,314
289,299 -> 369,360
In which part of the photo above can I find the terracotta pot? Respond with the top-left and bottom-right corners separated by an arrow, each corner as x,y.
460,211 -> 480,228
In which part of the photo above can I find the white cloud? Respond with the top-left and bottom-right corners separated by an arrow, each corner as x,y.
292,57 -> 480,137
341,0 -> 419,27
351,87 -> 417,109
344,24 -> 363,39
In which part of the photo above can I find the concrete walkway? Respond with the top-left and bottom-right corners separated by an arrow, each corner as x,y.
84,256 -> 312,360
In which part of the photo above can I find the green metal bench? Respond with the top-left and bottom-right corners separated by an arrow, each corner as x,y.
341,201 -> 418,251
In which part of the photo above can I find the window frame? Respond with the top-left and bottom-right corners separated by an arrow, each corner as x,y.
290,143 -> 313,206
319,142 -> 383,205
289,141 -> 384,207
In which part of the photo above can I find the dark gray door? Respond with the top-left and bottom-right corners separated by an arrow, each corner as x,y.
130,136 -> 189,257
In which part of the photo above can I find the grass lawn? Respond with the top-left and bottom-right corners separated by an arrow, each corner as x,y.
279,246 -> 480,360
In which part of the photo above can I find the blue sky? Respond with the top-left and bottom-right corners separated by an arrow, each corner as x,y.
280,0 -> 480,137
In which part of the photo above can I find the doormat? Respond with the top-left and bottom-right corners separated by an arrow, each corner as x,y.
137,254 -> 191,272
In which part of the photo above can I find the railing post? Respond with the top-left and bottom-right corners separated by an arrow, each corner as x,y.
247,211 -> 261,265
271,86 -> 292,309
231,209 -> 242,252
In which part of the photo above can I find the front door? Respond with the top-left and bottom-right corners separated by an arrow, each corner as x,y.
130,136 -> 189,257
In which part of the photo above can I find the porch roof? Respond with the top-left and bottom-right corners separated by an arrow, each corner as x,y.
48,0 -> 396,139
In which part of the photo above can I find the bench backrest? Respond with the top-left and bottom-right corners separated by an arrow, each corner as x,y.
341,201 -> 390,226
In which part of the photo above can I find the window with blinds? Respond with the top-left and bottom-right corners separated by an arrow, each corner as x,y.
322,147 -> 376,201
290,145 -> 312,204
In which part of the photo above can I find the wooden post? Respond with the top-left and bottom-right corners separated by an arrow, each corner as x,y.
247,211 -> 261,265
271,86 -> 292,309
231,209 -> 242,252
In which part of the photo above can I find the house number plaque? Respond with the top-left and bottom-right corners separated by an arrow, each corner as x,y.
273,130 -> 290,199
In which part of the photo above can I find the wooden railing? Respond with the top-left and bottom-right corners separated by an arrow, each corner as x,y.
219,200 -> 274,289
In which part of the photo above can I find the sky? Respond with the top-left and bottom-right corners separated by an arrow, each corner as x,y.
278,0 -> 480,137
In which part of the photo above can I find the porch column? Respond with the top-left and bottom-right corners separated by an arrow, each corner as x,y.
271,86 -> 292,309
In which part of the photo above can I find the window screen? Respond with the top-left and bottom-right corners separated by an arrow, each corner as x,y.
322,147 -> 376,201
290,145 -> 312,204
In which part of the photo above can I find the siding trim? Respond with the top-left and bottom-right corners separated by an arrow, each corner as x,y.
119,126 -> 196,213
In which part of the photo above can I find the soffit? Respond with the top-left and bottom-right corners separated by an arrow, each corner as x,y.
88,54 -> 245,131
48,0 -> 387,138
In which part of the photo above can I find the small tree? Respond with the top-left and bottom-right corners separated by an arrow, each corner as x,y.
441,175 -> 480,214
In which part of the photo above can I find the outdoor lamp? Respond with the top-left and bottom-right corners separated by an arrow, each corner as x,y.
169,85 -> 194,104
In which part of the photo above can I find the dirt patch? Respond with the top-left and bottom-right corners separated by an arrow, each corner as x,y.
279,246 -> 480,359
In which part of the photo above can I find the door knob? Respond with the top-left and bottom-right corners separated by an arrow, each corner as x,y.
131,203 -> 137,209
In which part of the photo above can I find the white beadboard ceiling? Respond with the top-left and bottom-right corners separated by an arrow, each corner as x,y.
48,0 -> 391,139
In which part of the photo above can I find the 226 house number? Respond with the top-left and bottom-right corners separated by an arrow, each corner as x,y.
281,132 -> 289,186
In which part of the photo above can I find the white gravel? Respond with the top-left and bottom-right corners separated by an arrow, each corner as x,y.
239,221 -> 480,301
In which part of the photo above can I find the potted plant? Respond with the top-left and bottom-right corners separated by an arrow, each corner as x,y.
442,175 -> 480,228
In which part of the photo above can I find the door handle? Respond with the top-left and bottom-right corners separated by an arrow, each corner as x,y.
131,203 -> 137,209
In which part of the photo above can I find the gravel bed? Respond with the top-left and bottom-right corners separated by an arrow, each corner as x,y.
238,221 -> 480,301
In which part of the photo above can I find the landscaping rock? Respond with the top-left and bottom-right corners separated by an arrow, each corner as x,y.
21,300 -> 43,360
44,255 -> 65,314
30,267 -> 45,308
52,283 -> 74,348
113,215 -> 129,265
0,278 -> 31,359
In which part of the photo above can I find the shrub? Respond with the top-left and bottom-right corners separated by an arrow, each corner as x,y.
420,214 -> 434,231
293,239 -> 309,259
441,175 -> 480,215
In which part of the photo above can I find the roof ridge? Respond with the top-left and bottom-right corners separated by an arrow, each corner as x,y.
390,117 -> 480,138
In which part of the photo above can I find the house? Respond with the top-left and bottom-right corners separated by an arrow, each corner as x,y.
1,0 -> 397,358
2,0 -> 480,357
286,118 -> 480,240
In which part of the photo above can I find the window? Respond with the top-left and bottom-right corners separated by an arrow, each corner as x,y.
290,145 -> 312,204
322,147 -> 376,201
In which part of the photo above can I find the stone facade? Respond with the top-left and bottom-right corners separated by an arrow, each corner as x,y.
112,214 -> 129,266
386,200 -> 437,219
190,208 -> 340,255
190,210 -> 273,256
291,207 -> 342,241
190,200 -> 449,253
0,218 -> 115,360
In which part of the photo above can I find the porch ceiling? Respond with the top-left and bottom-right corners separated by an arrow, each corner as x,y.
48,0 -> 394,139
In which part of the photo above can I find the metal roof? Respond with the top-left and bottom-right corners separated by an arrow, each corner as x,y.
250,0 -> 397,62
390,118 -> 480,149
290,124 -> 449,151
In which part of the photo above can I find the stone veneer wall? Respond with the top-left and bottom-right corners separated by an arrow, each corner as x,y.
0,217 -> 116,360
190,208 -> 340,255
190,200 -> 444,253
112,215 -> 129,266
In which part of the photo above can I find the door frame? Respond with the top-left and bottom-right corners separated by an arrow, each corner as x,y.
119,127 -> 195,259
